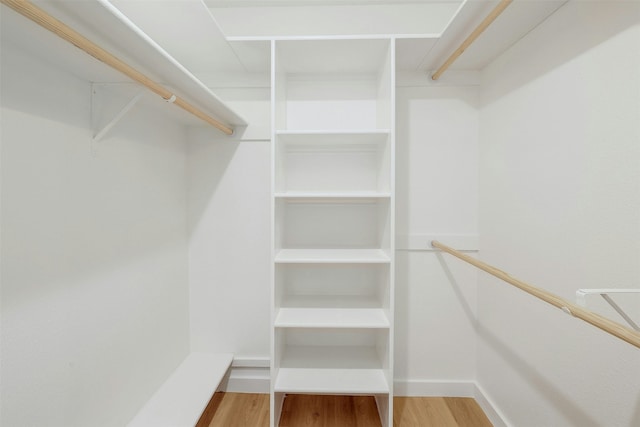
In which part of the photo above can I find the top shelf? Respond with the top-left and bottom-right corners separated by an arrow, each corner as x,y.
276,130 -> 390,143
2,0 -> 247,128
274,38 -> 393,131
275,249 -> 391,264
276,38 -> 391,75
275,191 -> 391,199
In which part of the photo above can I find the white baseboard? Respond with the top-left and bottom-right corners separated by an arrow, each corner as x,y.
394,379 -> 476,397
474,383 -> 510,427
222,366 -> 509,427
223,365 -> 270,393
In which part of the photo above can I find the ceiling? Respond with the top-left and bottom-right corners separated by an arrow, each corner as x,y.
111,0 -> 567,77
207,2 -> 463,38
206,0 -> 462,5
1,0 -> 568,85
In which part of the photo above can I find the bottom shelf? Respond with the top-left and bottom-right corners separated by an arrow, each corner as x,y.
274,368 -> 389,394
275,345 -> 389,394
280,344 -> 383,368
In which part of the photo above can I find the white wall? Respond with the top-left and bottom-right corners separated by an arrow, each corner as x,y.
395,84 -> 480,394
1,42 -> 190,426
478,2 -> 640,426
187,87 -> 271,389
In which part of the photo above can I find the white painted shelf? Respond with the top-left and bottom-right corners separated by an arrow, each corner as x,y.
275,191 -> 391,199
282,294 -> 382,309
276,198 -> 390,249
280,344 -> 382,368
276,344 -> 389,393
276,129 -> 391,139
127,352 -> 233,427
274,249 -> 391,264
274,368 -> 389,394
275,308 -> 389,328
2,0 -> 246,128
275,129 -> 391,194
275,38 -> 393,75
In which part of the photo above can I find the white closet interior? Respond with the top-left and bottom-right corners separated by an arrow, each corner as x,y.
2,1 -> 639,427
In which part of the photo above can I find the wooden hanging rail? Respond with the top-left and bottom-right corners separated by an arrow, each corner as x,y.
431,240 -> 640,349
1,0 -> 234,135
432,0 -> 513,80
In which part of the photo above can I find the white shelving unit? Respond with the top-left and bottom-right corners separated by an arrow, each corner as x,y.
271,38 -> 395,427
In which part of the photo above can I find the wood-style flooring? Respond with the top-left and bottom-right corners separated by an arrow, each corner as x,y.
197,393 -> 493,427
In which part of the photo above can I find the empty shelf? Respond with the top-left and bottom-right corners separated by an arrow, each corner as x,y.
274,368 -> 388,394
3,0 -> 247,128
275,308 -> 389,328
127,352 -> 233,427
276,129 -> 390,141
274,191 -> 391,199
275,249 -> 391,264
281,345 -> 383,369
282,294 -> 382,309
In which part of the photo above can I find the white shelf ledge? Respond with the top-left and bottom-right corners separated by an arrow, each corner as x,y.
275,249 -> 391,264
275,191 -> 391,199
276,129 -> 391,135
276,129 -> 390,143
282,295 -> 382,309
275,368 -> 388,394
281,345 -> 383,368
127,352 -> 233,427
275,308 -> 389,328
275,344 -> 390,393
3,0 -> 247,128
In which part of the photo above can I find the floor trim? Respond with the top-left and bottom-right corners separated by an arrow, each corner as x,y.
474,383 -> 511,427
224,371 -> 510,426
393,379 -> 476,397
224,366 -> 270,393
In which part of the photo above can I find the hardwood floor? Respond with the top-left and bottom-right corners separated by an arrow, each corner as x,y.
280,394 -> 382,427
197,393 -> 493,427
197,393 -> 269,427
394,396 -> 492,427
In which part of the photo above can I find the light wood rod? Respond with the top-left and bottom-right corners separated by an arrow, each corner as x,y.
432,0 -> 513,81
432,240 -> 640,349
1,0 -> 234,135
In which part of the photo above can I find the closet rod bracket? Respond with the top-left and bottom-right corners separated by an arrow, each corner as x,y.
576,289 -> 640,331
92,85 -> 145,142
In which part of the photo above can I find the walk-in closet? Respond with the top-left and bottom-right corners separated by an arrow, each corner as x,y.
1,1 -> 639,426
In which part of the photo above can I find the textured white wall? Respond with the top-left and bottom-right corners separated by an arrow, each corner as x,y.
0,42 -> 190,426
187,88 -> 271,361
478,2 -> 640,426
395,85 -> 480,393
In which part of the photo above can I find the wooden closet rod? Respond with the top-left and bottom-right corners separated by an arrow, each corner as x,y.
431,240 -> 640,349
1,0 -> 234,136
431,0 -> 513,80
